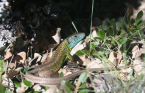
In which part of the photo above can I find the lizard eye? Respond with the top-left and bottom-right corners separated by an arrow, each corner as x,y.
74,35 -> 77,37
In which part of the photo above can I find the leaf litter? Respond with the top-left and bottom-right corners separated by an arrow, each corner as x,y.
1,28 -> 145,92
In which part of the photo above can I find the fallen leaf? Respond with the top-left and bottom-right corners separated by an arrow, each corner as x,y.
52,28 -> 61,44
132,45 -> 142,59
87,59 -> 103,68
78,55 -> 91,66
85,30 -> 99,43
26,53 -> 41,66
45,86 -> 59,93
133,58 -> 145,75
90,30 -> 99,40
2,75 -> 14,92
33,84 -> 41,92
108,52 -> 117,65
41,51 -> 49,63
119,67 -> 133,79
44,48 -> 53,63
33,53 -> 42,64
141,42 -> 145,54
5,67 -> 23,79
108,51 -> 122,66
3,48 -> 12,61
13,52 -> 26,64
8,52 -> 26,68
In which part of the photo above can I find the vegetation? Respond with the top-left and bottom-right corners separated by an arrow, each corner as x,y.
0,0 -> 145,93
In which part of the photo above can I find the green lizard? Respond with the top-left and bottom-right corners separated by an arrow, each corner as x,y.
25,33 -> 134,85
25,33 -> 86,82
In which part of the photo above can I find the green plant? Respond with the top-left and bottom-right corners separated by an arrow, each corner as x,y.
0,60 -> 12,93
0,60 -> 7,83
1,0 -> 144,92
75,9 -> 145,92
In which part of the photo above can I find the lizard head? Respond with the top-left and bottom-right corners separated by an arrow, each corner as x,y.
67,33 -> 85,48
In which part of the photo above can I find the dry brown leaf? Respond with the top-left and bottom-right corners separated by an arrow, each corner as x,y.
41,51 -> 49,63
34,53 -> 41,60
119,67 -> 133,80
121,67 -> 132,73
108,52 -> 117,65
45,86 -> 59,93
64,72 -> 72,76
141,42 -> 145,54
2,75 -> 14,92
44,48 -> 53,63
44,56 -> 51,63
28,52 -> 48,65
133,58 -> 145,75
12,52 -> 26,64
132,45 -> 142,59
119,72 -> 129,80
4,48 -> 12,61
90,30 -> 98,40
4,67 -> 23,79
87,59 -> 103,68
108,51 -> 122,66
59,64 -> 81,77
6,52 -> 26,69
58,66 -> 73,77
8,62 -> 15,69
78,55 -> 91,66
8,52 -> 26,69
58,68 -> 67,75
33,53 -> 42,64
26,53 -> 41,66
140,48 -> 145,54
85,30 -> 99,43
33,84 -> 41,92
52,28 -> 61,44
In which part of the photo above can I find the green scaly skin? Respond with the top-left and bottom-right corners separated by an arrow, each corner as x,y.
25,33 -> 85,79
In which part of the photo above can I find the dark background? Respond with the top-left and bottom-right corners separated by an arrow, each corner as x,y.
1,0 -> 143,40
